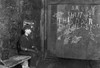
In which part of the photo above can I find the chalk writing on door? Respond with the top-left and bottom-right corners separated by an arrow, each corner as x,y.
52,5 -> 99,45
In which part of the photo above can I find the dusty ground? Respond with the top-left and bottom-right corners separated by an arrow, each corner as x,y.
37,58 -> 88,68
36,58 -> 100,68
11,55 -> 100,68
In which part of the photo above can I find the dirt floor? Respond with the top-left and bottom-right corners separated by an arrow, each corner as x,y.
12,56 -> 100,68
36,58 -> 100,68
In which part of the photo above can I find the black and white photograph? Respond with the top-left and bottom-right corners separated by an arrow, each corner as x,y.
0,0 -> 100,68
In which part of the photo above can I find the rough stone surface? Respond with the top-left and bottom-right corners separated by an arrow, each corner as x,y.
0,0 -> 42,60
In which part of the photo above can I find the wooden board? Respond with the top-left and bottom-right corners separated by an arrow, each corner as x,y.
3,55 -> 31,68
0,65 -> 8,68
48,0 -> 100,5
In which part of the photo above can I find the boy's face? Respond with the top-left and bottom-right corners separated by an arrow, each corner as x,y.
25,29 -> 31,36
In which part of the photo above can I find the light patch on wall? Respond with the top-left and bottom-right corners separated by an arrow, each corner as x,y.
71,36 -> 82,44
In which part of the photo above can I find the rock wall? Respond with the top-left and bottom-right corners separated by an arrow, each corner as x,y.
0,0 -> 23,60
0,0 -> 42,60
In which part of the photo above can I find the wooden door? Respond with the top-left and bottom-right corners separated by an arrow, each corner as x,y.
46,0 -> 100,60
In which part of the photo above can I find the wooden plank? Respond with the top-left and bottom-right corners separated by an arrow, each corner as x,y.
0,65 -> 8,68
40,0 -> 45,53
86,5 -> 100,60
3,55 -> 31,68
47,5 -> 57,54
48,0 -> 100,5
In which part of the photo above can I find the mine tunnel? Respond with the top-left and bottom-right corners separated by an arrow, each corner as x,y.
1,0 -> 100,68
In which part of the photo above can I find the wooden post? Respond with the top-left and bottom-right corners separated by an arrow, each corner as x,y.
21,61 -> 29,68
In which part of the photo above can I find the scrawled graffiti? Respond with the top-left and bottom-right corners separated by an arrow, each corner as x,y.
53,5 -> 100,45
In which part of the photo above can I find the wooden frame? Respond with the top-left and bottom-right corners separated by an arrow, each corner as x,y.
48,0 -> 100,5
44,0 -> 100,60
